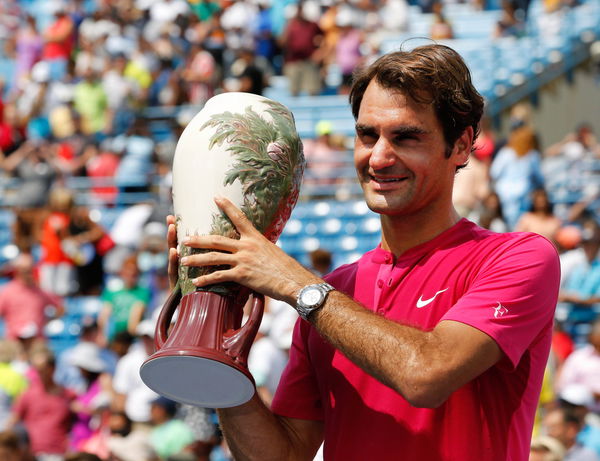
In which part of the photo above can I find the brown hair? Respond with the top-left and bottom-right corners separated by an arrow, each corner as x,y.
349,44 -> 484,155
508,125 -> 537,157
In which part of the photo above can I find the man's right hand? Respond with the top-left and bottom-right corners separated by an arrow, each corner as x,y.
167,215 -> 178,290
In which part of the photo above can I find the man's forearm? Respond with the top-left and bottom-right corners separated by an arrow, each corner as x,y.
310,290 -> 500,408
217,394 -> 321,461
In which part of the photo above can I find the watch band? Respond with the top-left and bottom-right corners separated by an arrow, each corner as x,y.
296,282 -> 335,321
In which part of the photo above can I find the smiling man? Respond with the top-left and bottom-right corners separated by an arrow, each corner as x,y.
170,45 -> 560,461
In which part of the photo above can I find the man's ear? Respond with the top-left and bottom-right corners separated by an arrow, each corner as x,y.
453,126 -> 474,165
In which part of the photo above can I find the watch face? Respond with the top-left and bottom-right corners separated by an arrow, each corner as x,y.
302,288 -> 323,306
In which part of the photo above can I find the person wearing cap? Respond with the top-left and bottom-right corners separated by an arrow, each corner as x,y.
149,396 -> 195,460
170,45 -> 559,460
543,407 -> 600,461
559,384 -> 600,457
0,253 -> 64,341
530,435 -> 566,461
68,342 -> 111,452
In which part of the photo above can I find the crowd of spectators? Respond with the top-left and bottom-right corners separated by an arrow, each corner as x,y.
0,0 -> 597,460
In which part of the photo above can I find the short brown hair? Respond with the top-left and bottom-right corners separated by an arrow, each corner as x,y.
349,44 -> 484,155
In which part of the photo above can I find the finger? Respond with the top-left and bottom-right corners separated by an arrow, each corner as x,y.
167,218 -> 177,251
190,269 -> 236,288
214,196 -> 260,236
180,251 -> 236,268
183,234 -> 240,253
168,247 -> 179,290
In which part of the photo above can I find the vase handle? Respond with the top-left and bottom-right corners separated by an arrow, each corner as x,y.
155,286 -> 182,349
223,293 -> 264,367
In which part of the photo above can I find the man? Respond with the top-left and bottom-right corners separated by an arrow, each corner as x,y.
7,348 -> 75,460
543,407 -> 600,461
112,319 -> 158,426
168,45 -> 560,460
0,253 -> 64,341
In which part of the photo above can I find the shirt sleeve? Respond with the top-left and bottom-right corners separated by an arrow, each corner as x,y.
271,319 -> 324,421
441,233 -> 560,369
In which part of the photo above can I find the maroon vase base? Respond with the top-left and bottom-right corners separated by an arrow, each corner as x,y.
140,351 -> 255,408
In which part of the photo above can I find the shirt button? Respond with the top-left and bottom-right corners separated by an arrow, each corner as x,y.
377,280 -> 384,288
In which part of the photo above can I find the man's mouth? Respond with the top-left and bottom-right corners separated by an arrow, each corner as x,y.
369,174 -> 408,183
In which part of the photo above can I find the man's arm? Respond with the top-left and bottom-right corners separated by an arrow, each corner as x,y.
179,198 -> 502,408
217,395 -> 324,461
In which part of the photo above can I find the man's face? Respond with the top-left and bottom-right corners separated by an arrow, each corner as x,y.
354,81 -> 470,219
543,410 -> 570,447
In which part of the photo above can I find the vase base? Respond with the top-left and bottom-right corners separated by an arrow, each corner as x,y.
140,353 -> 255,408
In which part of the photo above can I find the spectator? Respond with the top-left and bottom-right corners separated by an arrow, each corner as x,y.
68,342 -> 111,453
469,191 -> 509,233
247,312 -> 289,407
111,319 -> 158,426
558,231 -> 600,311
557,320 -> 600,414
515,188 -> 563,245
333,8 -> 364,95
38,187 -> 90,296
280,2 -> 324,97
73,67 -> 108,136
530,436 -> 566,461
543,407 -> 600,461
227,48 -> 267,96
429,3 -> 454,40
182,41 -> 217,105
490,125 -> 545,230
106,410 -> 154,461
302,120 -> 347,192
7,347 -> 76,461
149,396 -> 195,460
14,15 -> 43,90
3,140 -> 60,252
41,2 -> 75,81
0,253 -> 64,341
98,255 -> 150,343
559,385 -> 600,457
55,318 -> 117,395
309,248 -> 333,277
547,123 -> 599,158
0,430 -> 34,461
0,340 -> 27,431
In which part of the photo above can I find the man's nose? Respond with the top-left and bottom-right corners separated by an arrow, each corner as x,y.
369,137 -> 397,170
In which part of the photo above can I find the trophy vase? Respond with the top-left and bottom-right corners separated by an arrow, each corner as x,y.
139,92 -> 304,408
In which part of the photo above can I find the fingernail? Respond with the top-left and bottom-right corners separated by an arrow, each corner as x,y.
180,257 -> 188,265
182,237 -> 190,244
192,278 -> 200,285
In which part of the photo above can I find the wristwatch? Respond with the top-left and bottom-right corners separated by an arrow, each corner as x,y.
296,282 -> 335,321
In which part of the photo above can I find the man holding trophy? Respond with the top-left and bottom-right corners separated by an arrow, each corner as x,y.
162,45 -> 560,460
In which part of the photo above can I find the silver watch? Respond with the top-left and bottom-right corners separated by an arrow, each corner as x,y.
296,282 -> 335,321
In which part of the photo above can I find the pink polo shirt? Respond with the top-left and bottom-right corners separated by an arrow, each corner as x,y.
272,219 -> 560,461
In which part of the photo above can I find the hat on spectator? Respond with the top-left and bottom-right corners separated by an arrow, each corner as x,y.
69,342 -> 107,373
530,436 -> 565,461
151,396 -> 178,417
559,383 -> 594,407
17,322 -> 39,339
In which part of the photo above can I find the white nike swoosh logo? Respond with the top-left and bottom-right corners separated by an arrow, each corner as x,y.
416,288 -> 449,308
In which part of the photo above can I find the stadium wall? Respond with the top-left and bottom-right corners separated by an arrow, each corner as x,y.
499,58 -> 600,149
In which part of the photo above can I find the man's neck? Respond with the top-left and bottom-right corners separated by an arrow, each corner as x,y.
380,206 -> 461,257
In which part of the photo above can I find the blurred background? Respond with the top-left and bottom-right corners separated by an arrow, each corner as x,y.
0,0 -> 599,460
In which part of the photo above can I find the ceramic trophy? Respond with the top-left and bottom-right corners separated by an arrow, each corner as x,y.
140,92 -> 304,408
